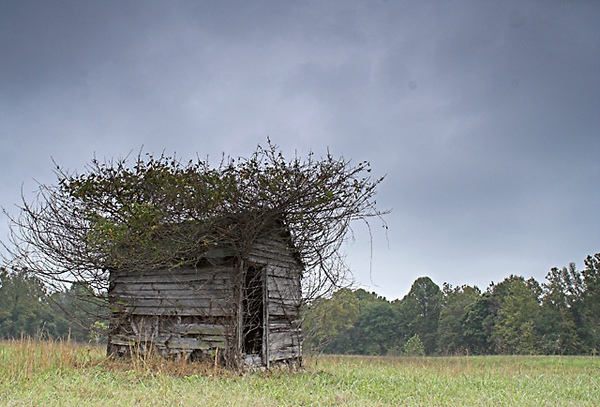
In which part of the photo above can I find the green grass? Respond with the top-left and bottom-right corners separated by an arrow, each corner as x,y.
1,340 -> 599,406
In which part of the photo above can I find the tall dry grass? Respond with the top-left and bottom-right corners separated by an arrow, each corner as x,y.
2,341 -> 598,406
0,337 -> 229,382
0,337 -> 98,379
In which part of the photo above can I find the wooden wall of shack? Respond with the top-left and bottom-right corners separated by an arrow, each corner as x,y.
107,236 -> 303,368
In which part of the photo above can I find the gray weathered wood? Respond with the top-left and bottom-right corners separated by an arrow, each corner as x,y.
108,233 -> 303,368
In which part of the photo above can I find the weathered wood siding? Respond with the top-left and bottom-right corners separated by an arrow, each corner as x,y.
108,263 -> 235,358
109,265 -> 235,316
249,238 -> 303,365
108,234 -> 303,367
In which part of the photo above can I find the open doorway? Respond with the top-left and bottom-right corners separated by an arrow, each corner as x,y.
242,265 -> 264,357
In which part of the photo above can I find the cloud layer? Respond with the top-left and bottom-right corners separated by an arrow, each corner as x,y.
1,1 -> 598,298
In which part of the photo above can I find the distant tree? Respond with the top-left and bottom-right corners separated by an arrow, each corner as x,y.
355,300 -> 395,355
436,283 -> 481,355
491,276 -> 542,354
0,267 -> 63,339
49,281 -> 108,342
461,291 -> 495,355
303,288 -> 360,354
404,334 -> 425,356
582,253 -> 600,353
397,277 -> 442,354
324,289 -> 392,355
540,263 -> 584,354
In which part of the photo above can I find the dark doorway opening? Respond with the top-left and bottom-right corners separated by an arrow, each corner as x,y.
243,265 -> 264,355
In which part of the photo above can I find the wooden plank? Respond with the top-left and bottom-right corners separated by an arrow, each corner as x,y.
266,265 -> 302,277
166,337 -> 212,350
110,280 -> 232,292
115,268 -> 233,278
111,264 -> 233,277
110,290 -> 233,305
268,320 -> 301,331
170,323 -> 227,336
269,331 -> 301,347
110,334 -> 171,347
269,348 -> 302,362
268,301 -> 301,316
111,335 -> 227,351
247,256 -> 297,269
112,276 -> 232,286
113,298 -> 233,309
267,278 -> 301,292
112,272 -> 233,284
267,296 -> 301,305
118,306 -> 234,317
112,287 -> 232,297
267,278 -> 301,290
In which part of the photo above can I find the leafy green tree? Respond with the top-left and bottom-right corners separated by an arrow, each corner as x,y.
49,281 -> 108,342
397,277 -> 442,355
0,267 -> 63,338
540,264 -> 584,354
404,334 -> 425,356
303,288 -> 360,354
582,253 -> 600,353
491,276 -> 542,354
437,284 -> 481,355
354,299 -> 395,355
325,289 -> 392,355
461,291 -> 495,355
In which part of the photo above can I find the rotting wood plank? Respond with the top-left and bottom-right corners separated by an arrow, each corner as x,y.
267,277 -> 301,292
111,280 -> 232,289
267,297 -> 301,307
269,332 -> 301,347
270,342 -> 301,352
111,268 -> 232,277
247,257 -> 297,269
269,349 -> 301,362
133,268 -> 232,278
166,337 -> 215,350
109,276 -> 233,291
119,306 -> 234,317
268,319 -> 301,329
170,323 -> 227,336
111,264 -> 234,276
110,280 -> 232,292
267,279 -> 301,294
111,272 -> 232,284
110,291 -> 233,304
266,273 -> 301,283
267,325 -> 301,335
114,298 -> 233,309
268,302 -> 300,316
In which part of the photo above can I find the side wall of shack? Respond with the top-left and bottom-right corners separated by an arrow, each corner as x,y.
249,238 -> 303,366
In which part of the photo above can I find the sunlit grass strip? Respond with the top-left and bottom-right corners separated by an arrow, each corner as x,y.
1,342 -> 599,406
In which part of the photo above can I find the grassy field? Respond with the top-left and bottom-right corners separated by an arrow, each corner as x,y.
1,340 -> 599,406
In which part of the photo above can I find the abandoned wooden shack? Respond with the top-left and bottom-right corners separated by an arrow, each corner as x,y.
107,231 -> 303,369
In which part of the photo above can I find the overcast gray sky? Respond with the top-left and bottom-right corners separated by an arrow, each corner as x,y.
1,0 -> 598,299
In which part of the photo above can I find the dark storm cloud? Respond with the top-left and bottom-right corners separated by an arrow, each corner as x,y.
0,0 -> 598,298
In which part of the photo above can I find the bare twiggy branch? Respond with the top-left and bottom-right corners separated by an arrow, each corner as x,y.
3,141 -> 388,302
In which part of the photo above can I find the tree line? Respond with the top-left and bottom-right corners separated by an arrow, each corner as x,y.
304,253 -> 600,356
0,266 -> 107,342
2,253 -> 599,354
